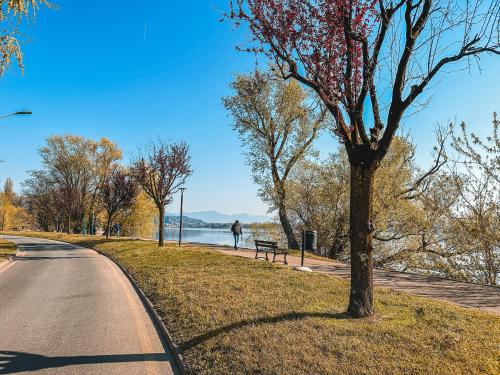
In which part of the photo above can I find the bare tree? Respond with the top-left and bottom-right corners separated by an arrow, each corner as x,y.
39,135 -> 102,234
228,0 -> 500,317
131,141 -> 192,247
100,167 -> 138,239
223,71 -> 327,249
445,113 -> 500,285
23,171 -> 62,232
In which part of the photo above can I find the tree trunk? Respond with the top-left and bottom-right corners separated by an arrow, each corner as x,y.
106,215 -> 112,239
347,162 -> 376,318
328,215 -> 346,258
67,216 -> 71,235
158,205 -> 165,247
278,203 -> 300,250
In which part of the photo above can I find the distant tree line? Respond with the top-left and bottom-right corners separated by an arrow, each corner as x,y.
165,215 -> 253,229
8,135 -> 192,246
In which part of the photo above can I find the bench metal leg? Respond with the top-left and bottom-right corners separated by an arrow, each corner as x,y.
271,252 -> 288,265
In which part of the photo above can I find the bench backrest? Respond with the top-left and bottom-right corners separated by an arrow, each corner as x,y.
255,240 -> 278,250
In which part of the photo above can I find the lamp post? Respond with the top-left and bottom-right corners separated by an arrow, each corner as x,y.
90,210 -> 95,236
178,187 -> 186,247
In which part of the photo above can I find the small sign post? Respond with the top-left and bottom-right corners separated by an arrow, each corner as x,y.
295,229 -> 312,272
301,230 -> 305,267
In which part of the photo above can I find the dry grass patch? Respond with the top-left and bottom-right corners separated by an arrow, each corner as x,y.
0,238 -> 17,260
3,231 -> 499,375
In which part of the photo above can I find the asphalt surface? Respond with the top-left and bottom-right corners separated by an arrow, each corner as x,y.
0,236 -> 179,375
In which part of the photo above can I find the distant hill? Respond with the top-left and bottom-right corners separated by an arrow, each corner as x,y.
165,216 -> 207,228
165,215 -> 233,229
177,210 -> 272,224
165,210 -> 272,224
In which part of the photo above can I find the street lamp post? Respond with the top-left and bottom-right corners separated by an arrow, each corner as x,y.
178,188 -> 186,247
90,210 -> 95,236
0,111 -> 32,120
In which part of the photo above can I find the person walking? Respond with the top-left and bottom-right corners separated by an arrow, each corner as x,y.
231,220 -> 243,250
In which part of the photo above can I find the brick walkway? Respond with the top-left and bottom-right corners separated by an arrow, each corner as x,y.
193,243 -> 500,314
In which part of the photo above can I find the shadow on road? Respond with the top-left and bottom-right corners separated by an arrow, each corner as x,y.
0,351 -> 169,374
14,256 -> 100,260
17,244 -> 81,252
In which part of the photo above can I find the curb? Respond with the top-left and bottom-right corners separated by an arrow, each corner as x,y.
93,248 -> 188,375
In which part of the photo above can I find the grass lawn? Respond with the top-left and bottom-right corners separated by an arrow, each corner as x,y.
2,231 -> 499,375
0,238 -> 17,260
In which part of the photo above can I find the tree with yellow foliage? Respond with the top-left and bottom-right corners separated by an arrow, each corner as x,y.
223,71 -> 327,250
115,192 -> 157,239
0,0 -> 51,75
286,134 -> 448,268
0,191 -> 16,230
0,177 -> 32,230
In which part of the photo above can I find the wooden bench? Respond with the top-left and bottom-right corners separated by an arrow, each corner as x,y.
255,240 -> 288,265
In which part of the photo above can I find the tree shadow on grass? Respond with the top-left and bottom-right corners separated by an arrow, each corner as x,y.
0,351 -> 170,374
180,311 -> 349,351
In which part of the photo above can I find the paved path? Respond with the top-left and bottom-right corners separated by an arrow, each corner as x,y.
0,235 -> 179,375
202,244 -> 500,314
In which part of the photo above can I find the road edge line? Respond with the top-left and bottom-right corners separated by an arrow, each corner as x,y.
94,248 -> 188,375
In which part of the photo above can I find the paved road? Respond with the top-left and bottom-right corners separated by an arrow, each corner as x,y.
211,245 -> 500,314
0,236 -> 179,375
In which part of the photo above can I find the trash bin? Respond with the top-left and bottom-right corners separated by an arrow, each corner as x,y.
304,230 -> 317,252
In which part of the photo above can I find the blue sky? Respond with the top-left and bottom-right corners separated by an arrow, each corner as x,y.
0,1 -> 498,216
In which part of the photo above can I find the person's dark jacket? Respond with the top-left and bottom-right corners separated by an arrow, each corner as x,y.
231,222 -> 242,236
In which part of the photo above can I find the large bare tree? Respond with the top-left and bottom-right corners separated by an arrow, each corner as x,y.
39,135 -> 97,234
223,71 -> 327,249
131,141 -> 192,247
228,0 -> 500,317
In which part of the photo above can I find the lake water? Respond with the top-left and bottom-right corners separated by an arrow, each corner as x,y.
163,227 -> 248,247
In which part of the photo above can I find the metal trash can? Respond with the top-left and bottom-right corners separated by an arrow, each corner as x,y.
304,230 -> 317,252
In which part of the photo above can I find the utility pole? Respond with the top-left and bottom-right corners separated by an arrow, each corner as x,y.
90,210 -> 95,236
178,188 -> 186,246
